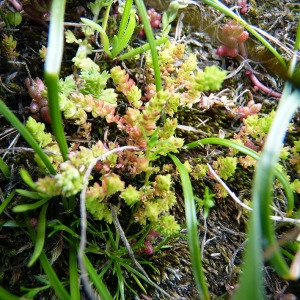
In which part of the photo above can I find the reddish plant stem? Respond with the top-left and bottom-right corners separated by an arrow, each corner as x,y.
238,42 -> 247,59
245,71 -> 282,98
9,0 -> 22,11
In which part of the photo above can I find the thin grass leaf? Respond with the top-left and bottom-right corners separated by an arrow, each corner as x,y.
111,10 -> 136,58
45,0 -> 68,161
0,100 -> 56,175
256,86 -> 300,277
81,18 -> 111,56
0,220 -> 26,227
69,239 -> 80,300
128,272 -> 147,294
118,36 -> 167,60
20,284 -> 51,298
120,262 -> 151,289
0,286 -> 19,300
169,154 -> 210,300
114,262 -> 125,300
0,8 -> 11,29
0,155 -> 10,178
48,223 -> 80,239
28,202 -> 49,267
186,138 -> 295,213
0,190 -> 15,215
19,169 -> 37,189
234,84 -> 300,299
99,259 -> 113,278
117,0 -> 133,39
13,197 -> 50,213
106,223 -> 118,251
288,20 -> 300,87
124,279 -> 139,297
39,251 -> 71,300
26,216 -> 70,299
134,0 -> 162,92
15,189 -> 49,200
84,254 -> 113,300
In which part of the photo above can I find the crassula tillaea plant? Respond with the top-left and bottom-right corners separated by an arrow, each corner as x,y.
138,8 -> 162,36
216,20 -> 249,58
20,31 -> 228,237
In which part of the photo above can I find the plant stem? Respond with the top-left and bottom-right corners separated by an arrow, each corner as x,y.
186,138 -> 295,213
234,83 -> 300,299
169,154 -> 210,300
45,0 -> 68,161
118,36 -> 167,60
134,0 -> 162,92
245,71 -> 281,98
0,99 -> 56,175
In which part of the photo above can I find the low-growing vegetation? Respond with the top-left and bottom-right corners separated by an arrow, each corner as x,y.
0,0 -> 299,299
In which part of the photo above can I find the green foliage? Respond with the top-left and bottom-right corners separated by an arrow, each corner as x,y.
80,68 -> 117,105
1,34 -> 18,59
161,1 -> 188,36
4,1 -> 299,299
244,110 -> 275,139
26,117 -> 53,147
65,30 -> 99,71
6,12 -> 22,26
129,174 -> 179,235
81,0 -> 136,60
290,179 -> 300,193
155,215 -> 180,236
191,164 -> 209,180
89,0 -> 113,19
58,76 -> 76,95
293,139 -> 300,152
212,156 -> 237,180
13,34 -> 229,242
195,187 -> 215,219
110,66 -> 142,108
193,65 -> 227,91
120,185 -> 141,206
86,174 -> 124,223
0,155 -> 10,179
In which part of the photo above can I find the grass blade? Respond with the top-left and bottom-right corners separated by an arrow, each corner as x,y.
39,251 -> 71,300
44,0 -> 68,161
25,211 -> 71,299
0,286 -> 19,300
13,197 -> 50,213
28,202 -> 49,267
118,36 -> 167,60
111,10 -> 136,58
0,100 -> 56,175
169,153 -> 210,300
69,239 -> 80,300
186,138 -> 295,213
15,189 -> 49,199
84,254 -> 113,300
114,262 -> 125,300
0,155 -> 10,178
134,0 -> 162,92
117,0 -> 133,39
234,84 -> 300,299
0,190 -> 15,215
81,18 -> 111,56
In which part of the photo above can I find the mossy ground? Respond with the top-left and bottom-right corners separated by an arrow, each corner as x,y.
0,0 -> 299,299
